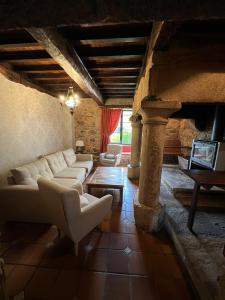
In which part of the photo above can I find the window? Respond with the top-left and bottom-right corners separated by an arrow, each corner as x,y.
110,109 -> 132,145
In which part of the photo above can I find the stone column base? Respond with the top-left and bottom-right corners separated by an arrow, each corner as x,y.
127,164 -> 140,179
134,192 -> 165,232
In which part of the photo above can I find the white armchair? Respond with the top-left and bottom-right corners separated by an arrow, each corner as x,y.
37,177 -> 112,255
99,144 -> 122,167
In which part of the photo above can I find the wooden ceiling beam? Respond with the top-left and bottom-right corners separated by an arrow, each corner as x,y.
28,27 -> 103,105
1,1 -> 225,30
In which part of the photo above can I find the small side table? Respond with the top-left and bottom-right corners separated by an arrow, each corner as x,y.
182,169 -> 225,231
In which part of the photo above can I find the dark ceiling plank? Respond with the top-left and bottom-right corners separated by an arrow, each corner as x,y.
103,95 -> 134,98
28,27 -> 103,105
15,64 -> 64,72
0,64 -> 56,97
102,90 -> 135,94
100,87 -> 135,90
5,58 -> 55,66
74,37 -> 147,47
91,69 -> 139,76
85,60 -> 142,68
34,79 -> 71,84
89,67 -> 140,71
1,1 -> 225,29
0,50 -> 51,61
0,29 -> 35,43
76,45 -> 146,56
60,24 -> 152,40
0,42 -> 42,51
95,76 -> 137,83
84,55 -> 143,63
99,83 -> 136,87
29,75 -> 69,80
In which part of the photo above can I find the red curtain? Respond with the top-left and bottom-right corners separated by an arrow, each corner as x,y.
101,108 -> 122,152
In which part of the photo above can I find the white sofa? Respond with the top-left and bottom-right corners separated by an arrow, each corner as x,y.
0,148 -> 93,223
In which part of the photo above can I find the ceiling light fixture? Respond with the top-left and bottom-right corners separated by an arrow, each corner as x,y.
59,86 -> 79,114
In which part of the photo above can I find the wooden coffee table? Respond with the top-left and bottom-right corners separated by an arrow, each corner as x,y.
86,167 -> 125,201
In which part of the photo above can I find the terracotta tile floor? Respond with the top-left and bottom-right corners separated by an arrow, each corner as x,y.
0,168 -> 196,300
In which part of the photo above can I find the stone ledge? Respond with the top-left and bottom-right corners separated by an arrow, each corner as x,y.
161,182 -> 225,300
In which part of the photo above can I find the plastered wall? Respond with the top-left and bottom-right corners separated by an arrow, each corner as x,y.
0,73 -> 73,185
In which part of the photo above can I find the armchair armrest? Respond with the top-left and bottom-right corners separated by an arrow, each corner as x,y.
99,153 -> 106,160
115,153 -> 122,166
76,154 -> 93,161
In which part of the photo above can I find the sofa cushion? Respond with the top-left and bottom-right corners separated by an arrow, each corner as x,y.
51,178 -> 83,194
54,167 -> 86,182
79,195 -> 89,208
62,148 -> 76,167
45,152 -> 67,175
105,153 -> 115,159
11,158 -> 53,184
71,161 -> 93,174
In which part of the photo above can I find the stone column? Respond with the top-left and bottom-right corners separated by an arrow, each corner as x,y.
134,99 -> 181,232
128,114 -> 142,179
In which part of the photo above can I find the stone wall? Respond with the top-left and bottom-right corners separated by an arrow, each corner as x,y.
0,73 -> 73,185
166,118 -> 212,156
74,98 -> 101,153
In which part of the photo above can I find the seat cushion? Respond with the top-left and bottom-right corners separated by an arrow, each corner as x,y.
45,152 -> 67,175
54,167 -> 86,182
83,193 -> 99,203
105,153 -> 115,159
71,161 -> 93,174
80,195 -> 89,208
11,158 -> 53,184
51,178 -> 83,194
62,148 -> 76,167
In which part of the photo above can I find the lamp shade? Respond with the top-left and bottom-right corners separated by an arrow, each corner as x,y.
76,140 -> 84,147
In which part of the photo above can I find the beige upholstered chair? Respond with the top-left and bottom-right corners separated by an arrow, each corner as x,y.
37,177 -> 112,255
100,144 -> 122,167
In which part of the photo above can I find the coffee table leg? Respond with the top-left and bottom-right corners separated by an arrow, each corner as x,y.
187,182 -> 200,231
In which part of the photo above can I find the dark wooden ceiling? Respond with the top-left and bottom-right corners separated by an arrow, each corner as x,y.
0,29 -> 89,98
58,23 -> 152,99
0,23 -> 152,101
1,19 -> 225,104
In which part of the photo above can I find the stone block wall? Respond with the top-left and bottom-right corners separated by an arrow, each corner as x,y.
166,118 -> 212,156
74,99 -> 101,153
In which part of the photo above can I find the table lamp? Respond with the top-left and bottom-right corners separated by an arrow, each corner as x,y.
76,140 -> 85,153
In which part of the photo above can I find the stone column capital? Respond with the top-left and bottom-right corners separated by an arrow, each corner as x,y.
139,99 -> 181,121
129,113 -> 142,127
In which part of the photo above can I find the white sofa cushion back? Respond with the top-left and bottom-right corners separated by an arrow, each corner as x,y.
11,158 -> 53,184
45,152 -> 67,175
62,148 -> 76,167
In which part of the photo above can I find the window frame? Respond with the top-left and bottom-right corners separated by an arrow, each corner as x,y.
110,109 -> 132,145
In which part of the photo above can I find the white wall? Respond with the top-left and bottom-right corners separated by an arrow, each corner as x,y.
0,74 -> 73,185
